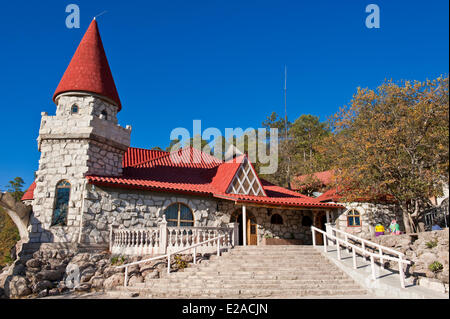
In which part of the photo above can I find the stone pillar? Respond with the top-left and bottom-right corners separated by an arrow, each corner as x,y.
242,205 -> 247,246
159,215 -> 168,254
228,222 -> 239,247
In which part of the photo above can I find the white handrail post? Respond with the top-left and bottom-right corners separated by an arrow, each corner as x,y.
379,247 -> 384,268
312,227 -> 316,247
323,233 -> 327,252
229,222 -> 239,247
362,241 -> 366,259
336,239 -> 341,260
352,248 -> 357,269
124,266 -> 128,287
242,205 -> 247,246
193,247 -> 197,264
167,254 -> 171,274
344,234 -> 350,252
399,256 -> 406,288
370,255 -> 376,280
217,237 -> 220,256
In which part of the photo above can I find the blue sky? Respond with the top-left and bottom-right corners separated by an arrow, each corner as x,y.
0,0 -> 448,190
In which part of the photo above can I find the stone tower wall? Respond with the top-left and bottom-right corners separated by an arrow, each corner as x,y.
30,94 -> 131,243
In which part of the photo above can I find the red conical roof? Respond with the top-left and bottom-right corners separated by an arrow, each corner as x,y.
53,19 -> 121,110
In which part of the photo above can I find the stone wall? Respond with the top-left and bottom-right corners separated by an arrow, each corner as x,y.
373,229 -> 449,286
31,93 -> 131,244
333,202 -> 403,239
80,185 -> 227,243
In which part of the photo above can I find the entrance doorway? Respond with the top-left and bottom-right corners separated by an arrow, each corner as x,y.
231,209 -> 258,245
313,211 -> 327,245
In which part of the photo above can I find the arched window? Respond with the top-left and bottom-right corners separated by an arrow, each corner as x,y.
270,214 -> 283,225
71,104 -> 79,114
347,209 -> 361,227
164,203 -> 194,227
100,110 -> 108,120
51,180 -> 71,226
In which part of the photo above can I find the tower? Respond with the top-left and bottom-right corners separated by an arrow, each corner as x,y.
30,19 -> 131,243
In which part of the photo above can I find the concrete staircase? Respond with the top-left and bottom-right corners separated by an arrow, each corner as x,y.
113,245 -> 368,298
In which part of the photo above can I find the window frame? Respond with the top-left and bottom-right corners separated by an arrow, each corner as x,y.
71,104 -> 79,114
347,209 -> 362,227
51,180 -> 71,227
164,203 -> 194,227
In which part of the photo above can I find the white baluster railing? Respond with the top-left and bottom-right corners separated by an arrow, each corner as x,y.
311,226 -> 411,288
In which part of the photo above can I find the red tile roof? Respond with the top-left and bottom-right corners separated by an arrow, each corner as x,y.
21,181 -> 36,201
23,147 -> 343,209
53,19 -> 122,110
122,147 -> 168,168
292,170 -> 336,190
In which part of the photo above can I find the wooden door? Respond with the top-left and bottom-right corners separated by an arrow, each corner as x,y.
247,217 -> 258,245
314,212 -> 325,245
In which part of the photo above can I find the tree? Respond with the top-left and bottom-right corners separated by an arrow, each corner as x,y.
6,177 -> 25,202
327,76 -> 449,233
290,114 -> 330,175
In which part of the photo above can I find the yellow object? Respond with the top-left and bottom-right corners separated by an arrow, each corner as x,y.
375,224 -> 385,233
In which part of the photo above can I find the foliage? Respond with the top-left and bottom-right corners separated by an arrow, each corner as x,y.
425,240 -> 438,249
0,207 -> 20,268
428,261 -> 443,273
110,255 -> 125,266
6,177 -> 25,201
324,76 -> 449,232
174,255 -> 188,269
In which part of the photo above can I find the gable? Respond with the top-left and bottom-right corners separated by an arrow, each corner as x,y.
226,156 -> 266,196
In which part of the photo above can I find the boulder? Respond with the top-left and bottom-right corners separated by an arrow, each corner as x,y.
103,273 -> 124,289
80,267 -> 96,283
32,280 -> 53,293
36,269 -> 65,282
144,270 -> 159,282
25,259 -> 42,269
6,276 -> 31,298
128,275 -> 144,286
90,276 -> 105,288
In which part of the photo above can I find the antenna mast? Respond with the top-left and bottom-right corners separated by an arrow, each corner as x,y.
284,65 -> 291,189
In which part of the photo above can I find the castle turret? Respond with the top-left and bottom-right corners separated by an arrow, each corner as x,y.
31,19 -> 131,243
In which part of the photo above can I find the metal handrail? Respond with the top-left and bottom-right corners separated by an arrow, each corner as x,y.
311,226 -> 411,288
330,226 -> 405,258
116,234 -> 226,287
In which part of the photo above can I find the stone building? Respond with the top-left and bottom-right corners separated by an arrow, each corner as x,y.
19,19 -> 343,253
292,170 -> 405,239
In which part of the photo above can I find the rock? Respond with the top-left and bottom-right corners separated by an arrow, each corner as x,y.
26,259 -> 42,269
75,283 -> 91,292
36,269 -> 65,282
32,280 -> 53,293
128,275 -> 144,286
144,270 -> 159,282
80,267 -> 96,283
6,276 -> 32,298
103,266 -> 122,278
103,273 -> 124,289
12,263 -> 26,276
37,289 -> 48,298
48,288 -> 59,296
90,276 -> 105,288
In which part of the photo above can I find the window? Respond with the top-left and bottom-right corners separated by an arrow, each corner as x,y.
71,104 -> 79,114
347,209 -> 361,227
164,203 -> 194,227
301,215 -> 313,227
51,180 -> 71,226
270,214 -> 283,225
100,110 -> 108,120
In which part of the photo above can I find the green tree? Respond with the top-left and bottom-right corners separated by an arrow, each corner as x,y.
6,177 -> 25,202
326,76 -> 449,233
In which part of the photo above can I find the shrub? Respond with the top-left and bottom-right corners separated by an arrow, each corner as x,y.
110,255 -> 125,266
428,261 -> 443,273
174,255 -> 188,269
425,240 -> 438,249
